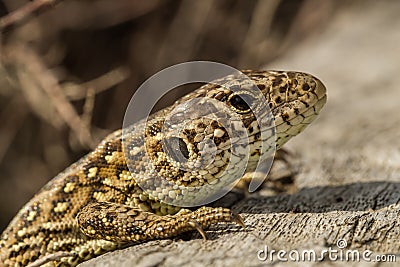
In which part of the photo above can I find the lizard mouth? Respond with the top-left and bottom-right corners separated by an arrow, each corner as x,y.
271,74 -> 327,149
313,78 -> 328,113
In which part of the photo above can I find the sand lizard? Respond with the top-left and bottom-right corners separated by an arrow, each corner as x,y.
0,70 -> 327,266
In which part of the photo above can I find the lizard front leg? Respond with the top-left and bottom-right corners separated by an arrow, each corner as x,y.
76,202 -> 245,243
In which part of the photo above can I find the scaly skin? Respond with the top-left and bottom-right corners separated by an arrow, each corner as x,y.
0,70 -> 326,266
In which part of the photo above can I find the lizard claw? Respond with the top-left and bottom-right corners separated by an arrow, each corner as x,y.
230,212 -> 246,229
188,220 -> 207,240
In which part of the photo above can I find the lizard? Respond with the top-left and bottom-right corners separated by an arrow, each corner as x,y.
0,70 -> 327,266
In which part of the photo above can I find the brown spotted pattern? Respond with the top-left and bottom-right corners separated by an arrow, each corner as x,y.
0,71 -> 326,266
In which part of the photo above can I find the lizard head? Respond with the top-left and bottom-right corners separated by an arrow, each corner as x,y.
237,70 -> 327,149
131,70 -> 327,205
160,70 -> 327,169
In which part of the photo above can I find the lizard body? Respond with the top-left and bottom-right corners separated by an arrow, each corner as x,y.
0,70 -> 327,266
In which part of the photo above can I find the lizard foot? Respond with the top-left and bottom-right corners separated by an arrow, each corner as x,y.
77,202 -> 245,244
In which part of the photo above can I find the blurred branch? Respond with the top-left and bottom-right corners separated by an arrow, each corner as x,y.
0,0 -> 62,31
155,0 -> 214,66
283,0 -> 336,46
63,66 -> 130,101
82,87 -> 95,138
7,43 -> 95,148
238,0 -> 281,67
0,96 -> 28,163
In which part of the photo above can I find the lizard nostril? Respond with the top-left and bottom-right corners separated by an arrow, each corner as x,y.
302,83 -> 310,91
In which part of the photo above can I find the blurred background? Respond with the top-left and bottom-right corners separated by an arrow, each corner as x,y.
0,0 -> 396,232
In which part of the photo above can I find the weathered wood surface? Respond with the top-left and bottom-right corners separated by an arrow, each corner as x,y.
81,1 -> 400,266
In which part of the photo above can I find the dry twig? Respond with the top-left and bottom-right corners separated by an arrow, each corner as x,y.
64,67 -> 130,101
7,43 -> 95,148
0,96 -> 28,163
0,0 -> 62,31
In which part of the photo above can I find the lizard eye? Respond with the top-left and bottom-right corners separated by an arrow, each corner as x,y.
228,93 -> 255,113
